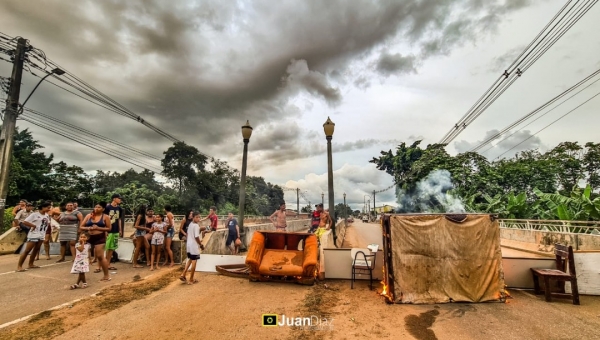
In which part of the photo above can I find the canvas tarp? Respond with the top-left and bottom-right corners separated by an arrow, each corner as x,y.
386,214 -> 505,304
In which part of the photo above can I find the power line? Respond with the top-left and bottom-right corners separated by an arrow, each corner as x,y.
495,89 -> 600,159
22,107 -> 163,161
470,68 -> 600,153
439,0 -> 597,145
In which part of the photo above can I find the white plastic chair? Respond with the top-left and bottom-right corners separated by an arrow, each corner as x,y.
351,245 -> 378,290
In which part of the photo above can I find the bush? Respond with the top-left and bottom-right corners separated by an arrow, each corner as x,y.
2,207 -> 14,234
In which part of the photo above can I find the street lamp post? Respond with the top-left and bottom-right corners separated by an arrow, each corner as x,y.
321,193 -> 324,206
323,117 -> 335,243
238,120 -> 253,249
343,193 -> 346,226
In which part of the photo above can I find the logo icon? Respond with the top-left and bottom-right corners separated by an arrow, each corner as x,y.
262,314 -> 278,327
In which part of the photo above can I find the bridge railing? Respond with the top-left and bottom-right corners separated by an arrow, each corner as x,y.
123,215 -> 308,224
499,219 -> 600,235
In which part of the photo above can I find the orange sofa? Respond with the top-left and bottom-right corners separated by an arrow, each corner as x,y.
245,231 -> 318,285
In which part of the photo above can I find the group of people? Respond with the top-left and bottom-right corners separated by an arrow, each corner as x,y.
11,197 -> 332,288
13,194 -> 123,287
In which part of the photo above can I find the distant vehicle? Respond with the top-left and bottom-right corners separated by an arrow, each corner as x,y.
362,215 -> 369,223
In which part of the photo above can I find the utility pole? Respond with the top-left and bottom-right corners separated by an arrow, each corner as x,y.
372,190 -> 376,220
296,187 -> 299,218
0,37 -> 27,217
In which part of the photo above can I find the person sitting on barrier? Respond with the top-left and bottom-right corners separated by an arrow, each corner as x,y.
309,204 -> 323,233
199,206 -> 218,239
225,212 -> 240,255
13,201 -> 33,233
269,202 -> 288,232
178,210 -> 194,241
12,199 -> 27,217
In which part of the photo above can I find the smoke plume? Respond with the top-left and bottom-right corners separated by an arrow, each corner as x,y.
397,169 -> 465,213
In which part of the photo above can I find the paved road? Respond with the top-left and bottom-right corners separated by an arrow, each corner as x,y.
0,253 -> 166,326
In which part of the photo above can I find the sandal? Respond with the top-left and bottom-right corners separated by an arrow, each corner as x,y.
133,265 -> 144,268
16,269 -> 27,272
81,283 -> 88,289
108,266 -> 117,270
28,265 -> 41,269
100,277 -> 111,282
179,276 -> 187,282
70,284 -> 79,290
187,279 -> 199,285
93,269 -> 102,273
56,259 -> 66,263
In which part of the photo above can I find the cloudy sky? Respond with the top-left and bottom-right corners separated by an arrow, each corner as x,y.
1,0 -> 599,211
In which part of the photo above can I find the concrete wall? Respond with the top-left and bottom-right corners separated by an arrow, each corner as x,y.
335,219 -> 348,248
0,228 -> 26,255
500,228 -> 600,254
203,219 -> 311,255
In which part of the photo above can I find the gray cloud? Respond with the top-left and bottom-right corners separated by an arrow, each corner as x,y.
489,45 -> 525,72
454,129 -> 543,159
375,52 -> 417,77
0,0 -> 539,172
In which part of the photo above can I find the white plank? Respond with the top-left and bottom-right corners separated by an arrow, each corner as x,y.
194,254 -> 247,272
566,252 -> 600,296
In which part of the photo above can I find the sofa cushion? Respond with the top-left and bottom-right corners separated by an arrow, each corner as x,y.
259,249 -> 304,276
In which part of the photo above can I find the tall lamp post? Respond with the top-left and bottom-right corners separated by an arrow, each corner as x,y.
321,193 -> 324,206
323,117 -> 335,243
238,120 -> 253,249
343,193 -> 347,226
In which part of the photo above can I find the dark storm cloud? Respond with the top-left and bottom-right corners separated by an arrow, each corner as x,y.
0,0 -> 538,171
375,52 -> 417,77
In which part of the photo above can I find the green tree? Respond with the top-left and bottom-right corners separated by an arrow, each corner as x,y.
583,142 -> 600,191
162,142 -> 207,196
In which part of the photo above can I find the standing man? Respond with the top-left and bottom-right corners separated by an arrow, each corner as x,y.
104,194 -> 123,271
315,206 -> 332,241
73,202 -> 79,211
269,202 -> 288,232
225,212 -> 240,254
199,206 -> 218,239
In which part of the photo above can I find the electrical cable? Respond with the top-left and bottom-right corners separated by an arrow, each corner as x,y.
471,68 -> 600,152
495,90 -> 600,159
439,0 -> 597,144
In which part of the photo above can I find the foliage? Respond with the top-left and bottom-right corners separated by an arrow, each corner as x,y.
2,207 -> 13,234
372,140 -> 600,221
301,204 -> 312,213
5,128 -> 284,216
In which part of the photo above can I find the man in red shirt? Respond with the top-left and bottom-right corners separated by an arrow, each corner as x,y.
200,206 -> 219,239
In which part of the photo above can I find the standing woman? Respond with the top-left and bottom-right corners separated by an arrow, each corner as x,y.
16,201 -> 52,271
57,202 -> 82,263
163,205 -> 175,267
80,202 -> 111,282
132,205 -> 151,268
178,210 -> 194,241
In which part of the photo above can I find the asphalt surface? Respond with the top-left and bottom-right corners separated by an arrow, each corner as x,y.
0,252 -> 162,326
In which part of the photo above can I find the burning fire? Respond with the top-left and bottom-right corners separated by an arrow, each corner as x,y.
380,281 -> 388,296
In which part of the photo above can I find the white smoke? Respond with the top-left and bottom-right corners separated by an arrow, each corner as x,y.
397,169 -> 466,213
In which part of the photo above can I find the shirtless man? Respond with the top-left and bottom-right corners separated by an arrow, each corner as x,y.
315,205 -> 332,240
270,202 -> 287,232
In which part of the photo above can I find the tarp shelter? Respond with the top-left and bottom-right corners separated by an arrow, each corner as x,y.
381,213 -> 505,304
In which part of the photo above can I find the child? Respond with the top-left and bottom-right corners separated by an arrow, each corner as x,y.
150,214 -> 167,271
180,212 -> 204,284
70,233 -> 91,289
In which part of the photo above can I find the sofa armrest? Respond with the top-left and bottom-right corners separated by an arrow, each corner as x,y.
302,235 -> 318,276
245,232 -> 265,273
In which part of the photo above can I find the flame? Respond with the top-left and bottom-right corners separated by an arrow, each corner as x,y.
380,281 -> 388,296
